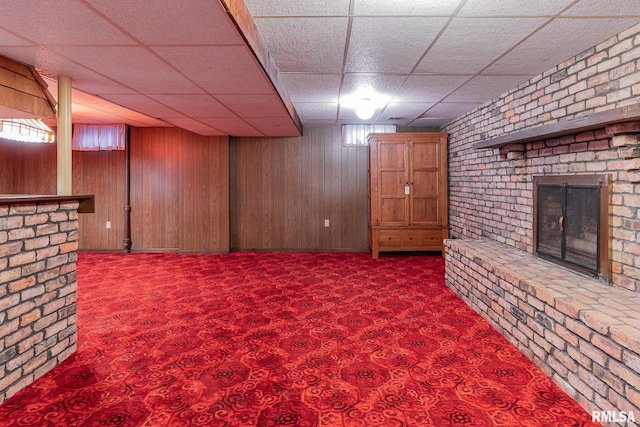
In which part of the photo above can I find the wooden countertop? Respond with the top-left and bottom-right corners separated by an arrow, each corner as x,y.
0,194 -> 95,213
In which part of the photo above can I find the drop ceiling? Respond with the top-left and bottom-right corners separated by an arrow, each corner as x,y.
0,0 -> 638,136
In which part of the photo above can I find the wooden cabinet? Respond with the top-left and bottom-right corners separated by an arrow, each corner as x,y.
368,132 -> 448,258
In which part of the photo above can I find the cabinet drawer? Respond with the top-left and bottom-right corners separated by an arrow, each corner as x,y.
378,230 -> 403,246
401,229 -> 441,246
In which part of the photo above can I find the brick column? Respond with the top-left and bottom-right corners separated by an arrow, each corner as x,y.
0,200 -> 80,404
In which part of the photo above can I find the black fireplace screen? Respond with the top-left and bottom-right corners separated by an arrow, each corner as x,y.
533,175 -> 609,278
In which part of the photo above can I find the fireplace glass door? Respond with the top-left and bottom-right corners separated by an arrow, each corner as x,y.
534,175 -> 608,278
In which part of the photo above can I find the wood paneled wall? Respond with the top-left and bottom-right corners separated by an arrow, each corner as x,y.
73,150 -> 126,250
130,128 -> 229,253
230,126 -> 369,251
1,128 -> 229,253
3,125 -> 373,253
0,139 -> 56,194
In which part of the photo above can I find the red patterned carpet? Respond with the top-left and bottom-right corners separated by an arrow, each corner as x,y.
1,252 -> 597,426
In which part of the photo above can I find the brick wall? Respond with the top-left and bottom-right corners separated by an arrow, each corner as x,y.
0,201 -> 79,404
444,22 -> 640,292
445,239 -> 640,421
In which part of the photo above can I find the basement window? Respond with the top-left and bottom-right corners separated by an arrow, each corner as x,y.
72,124 -> 126,151
0,118 -> 55,143
342,124 -> 396,146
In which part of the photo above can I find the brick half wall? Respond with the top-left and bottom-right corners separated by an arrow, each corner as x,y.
445,239 -> 640,420
0,200 -> 79,404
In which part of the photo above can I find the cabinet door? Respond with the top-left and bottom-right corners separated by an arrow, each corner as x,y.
410,138 -> 441,226
373,138 -> 409,226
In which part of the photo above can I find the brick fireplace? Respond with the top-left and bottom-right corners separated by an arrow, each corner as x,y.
533,173 -> 610,280
443,23 -> 640,420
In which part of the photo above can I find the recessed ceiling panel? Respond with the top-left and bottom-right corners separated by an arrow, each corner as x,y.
0,0 -> 134,45
252,17 -> 348,73
244,0 -> 350,16
346,17 -> 449,73
153,46 -> 274,95
416,17 -> 547,74
445,75 -> 529,103
50,46 -> 202,94
484,18 -> 640,75
280,74 -> 342,102
459,0 -> 575,16
86,0 -> 244,45
353,0 -> 464,15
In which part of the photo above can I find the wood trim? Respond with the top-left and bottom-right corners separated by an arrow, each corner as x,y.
0,194 -> 94,213
473,104 -> 640,149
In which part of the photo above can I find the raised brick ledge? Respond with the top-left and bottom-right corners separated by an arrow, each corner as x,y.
444,238 -> 640,417
446,239 -> 640,352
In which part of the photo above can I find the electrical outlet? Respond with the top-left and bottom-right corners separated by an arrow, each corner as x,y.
106,221 -> 111,229
324,219 -> 330,227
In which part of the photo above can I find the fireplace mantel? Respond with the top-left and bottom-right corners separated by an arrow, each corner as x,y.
473,104 -> 640,150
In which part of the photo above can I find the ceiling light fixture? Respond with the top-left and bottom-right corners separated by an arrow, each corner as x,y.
355,98 -> 375,120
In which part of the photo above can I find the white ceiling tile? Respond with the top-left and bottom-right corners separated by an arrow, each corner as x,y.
153,46 -> 274,95
294,103 -> 339,122
149,95 -> 236,118
0,0 -> 637,135
0,0 -> 134,45
379,103 -> 437,122
416,17 -> 547,74
279,74 -> 342,102
483,18 -> 640,75
49,46 -> 202,94
396,75 -> 471,102
345,17 -> 449,73
69,96 -> 168,126
562,0 -> 640,16
99,94 -> 181,118
215,94 -> 290,117
85,0 -> 243,45
253,17 -> 348,73
0,28 -> 33,46
445,75 -> 529,102
417,102 -> 483,120
353,0 -> 464,15
341,73 -> 406,101
42,72 -> 137,97
244,0 -> 350,16
459,0 -> 575,16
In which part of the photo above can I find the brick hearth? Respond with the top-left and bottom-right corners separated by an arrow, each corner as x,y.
445,239 -> 640,417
